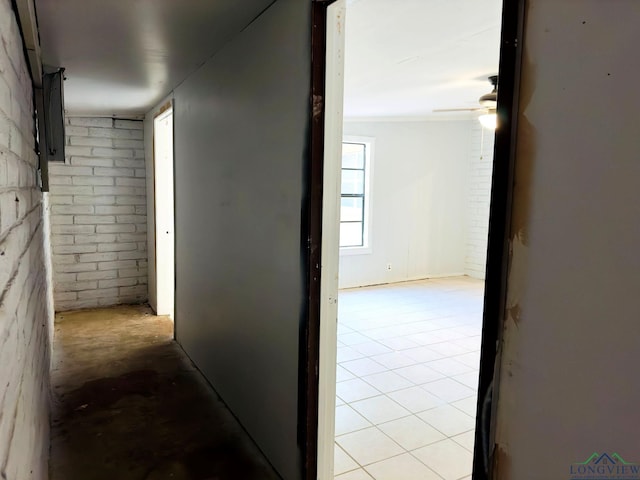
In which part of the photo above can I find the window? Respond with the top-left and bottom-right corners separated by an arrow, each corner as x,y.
340,138 -> 373,250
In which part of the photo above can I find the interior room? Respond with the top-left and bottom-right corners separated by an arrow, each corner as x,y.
332,1 -> 502,478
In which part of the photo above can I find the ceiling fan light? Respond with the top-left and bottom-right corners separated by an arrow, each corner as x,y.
479,112 -> 497,130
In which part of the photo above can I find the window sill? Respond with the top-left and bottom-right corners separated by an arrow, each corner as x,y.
339,246 -> 372,256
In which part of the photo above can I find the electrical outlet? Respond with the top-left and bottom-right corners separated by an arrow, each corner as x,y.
386,263 -> 392,271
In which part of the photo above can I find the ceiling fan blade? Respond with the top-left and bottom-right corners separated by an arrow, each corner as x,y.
433,107 -> 485,113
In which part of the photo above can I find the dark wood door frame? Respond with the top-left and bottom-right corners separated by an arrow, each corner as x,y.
302,2 -> 339,479
472,0 -> 526,478
303,1 -> 525,479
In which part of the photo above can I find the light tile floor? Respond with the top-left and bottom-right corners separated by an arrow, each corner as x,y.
334,276 -> 483,480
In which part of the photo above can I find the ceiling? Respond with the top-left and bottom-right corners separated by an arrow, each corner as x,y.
35,0 -> 501,119
35,0 -> 274,116
344,0 -> 503,118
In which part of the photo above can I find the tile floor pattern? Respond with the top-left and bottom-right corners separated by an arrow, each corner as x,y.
334,276 -> 483,480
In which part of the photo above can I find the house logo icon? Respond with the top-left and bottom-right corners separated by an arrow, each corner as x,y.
570,453 -> 640,480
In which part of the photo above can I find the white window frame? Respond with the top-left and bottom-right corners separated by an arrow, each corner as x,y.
340,135 -> 374,255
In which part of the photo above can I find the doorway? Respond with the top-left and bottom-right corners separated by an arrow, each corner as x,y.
153,105 -> 175,319
312,0 -> 519,478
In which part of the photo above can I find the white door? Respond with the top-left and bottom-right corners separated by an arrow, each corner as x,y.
153,107 -> 175,318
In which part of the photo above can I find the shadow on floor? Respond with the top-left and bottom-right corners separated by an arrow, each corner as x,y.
50,305 -> 280,480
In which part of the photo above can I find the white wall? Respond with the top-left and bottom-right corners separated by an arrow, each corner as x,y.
465,120 -> 494,279
48,117 -> 148,311
0,1 -> 53,477
493,1 -> 640,477
339,120 -> 472,288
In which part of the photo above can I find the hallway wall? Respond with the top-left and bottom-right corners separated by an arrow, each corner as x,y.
0,1 -> 53,478
48,118 -> 148,311
493,1 -> 640,476
168,0 -> 311,478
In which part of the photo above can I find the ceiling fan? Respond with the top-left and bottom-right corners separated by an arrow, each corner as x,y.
433,75 -> 498,129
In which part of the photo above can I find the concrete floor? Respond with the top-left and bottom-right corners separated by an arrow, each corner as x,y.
50,305 -> 280,480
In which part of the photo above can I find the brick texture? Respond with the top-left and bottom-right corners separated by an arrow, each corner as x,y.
0,1 -> 53,478
465,120 -> 495,279
48,117 -> 148,310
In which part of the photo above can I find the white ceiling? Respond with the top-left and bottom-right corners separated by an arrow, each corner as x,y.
344,0 -> 503,118
35,0 -> 274,116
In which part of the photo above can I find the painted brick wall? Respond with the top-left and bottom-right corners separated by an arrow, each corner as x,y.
465,120 -> 495,279
0,0 -> 53,478
48,117 -> 148,311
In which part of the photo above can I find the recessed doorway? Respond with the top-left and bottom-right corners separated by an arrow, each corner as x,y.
153,105 -> 175,319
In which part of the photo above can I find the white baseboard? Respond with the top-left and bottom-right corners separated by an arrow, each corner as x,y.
339,272 -> 469,290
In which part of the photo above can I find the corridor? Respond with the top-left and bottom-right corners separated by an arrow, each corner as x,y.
49,305 -> 279,480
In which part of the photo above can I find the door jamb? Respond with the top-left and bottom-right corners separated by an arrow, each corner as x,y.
472,0 -> 526,478
303,1 -> 341,479
305,0 -> 526,478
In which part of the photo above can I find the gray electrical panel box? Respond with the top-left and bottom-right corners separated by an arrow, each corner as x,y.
36,68 -> 66,191
42,69 -> 66,163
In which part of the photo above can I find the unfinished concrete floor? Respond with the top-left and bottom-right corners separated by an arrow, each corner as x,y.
50,305 -> 280,480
